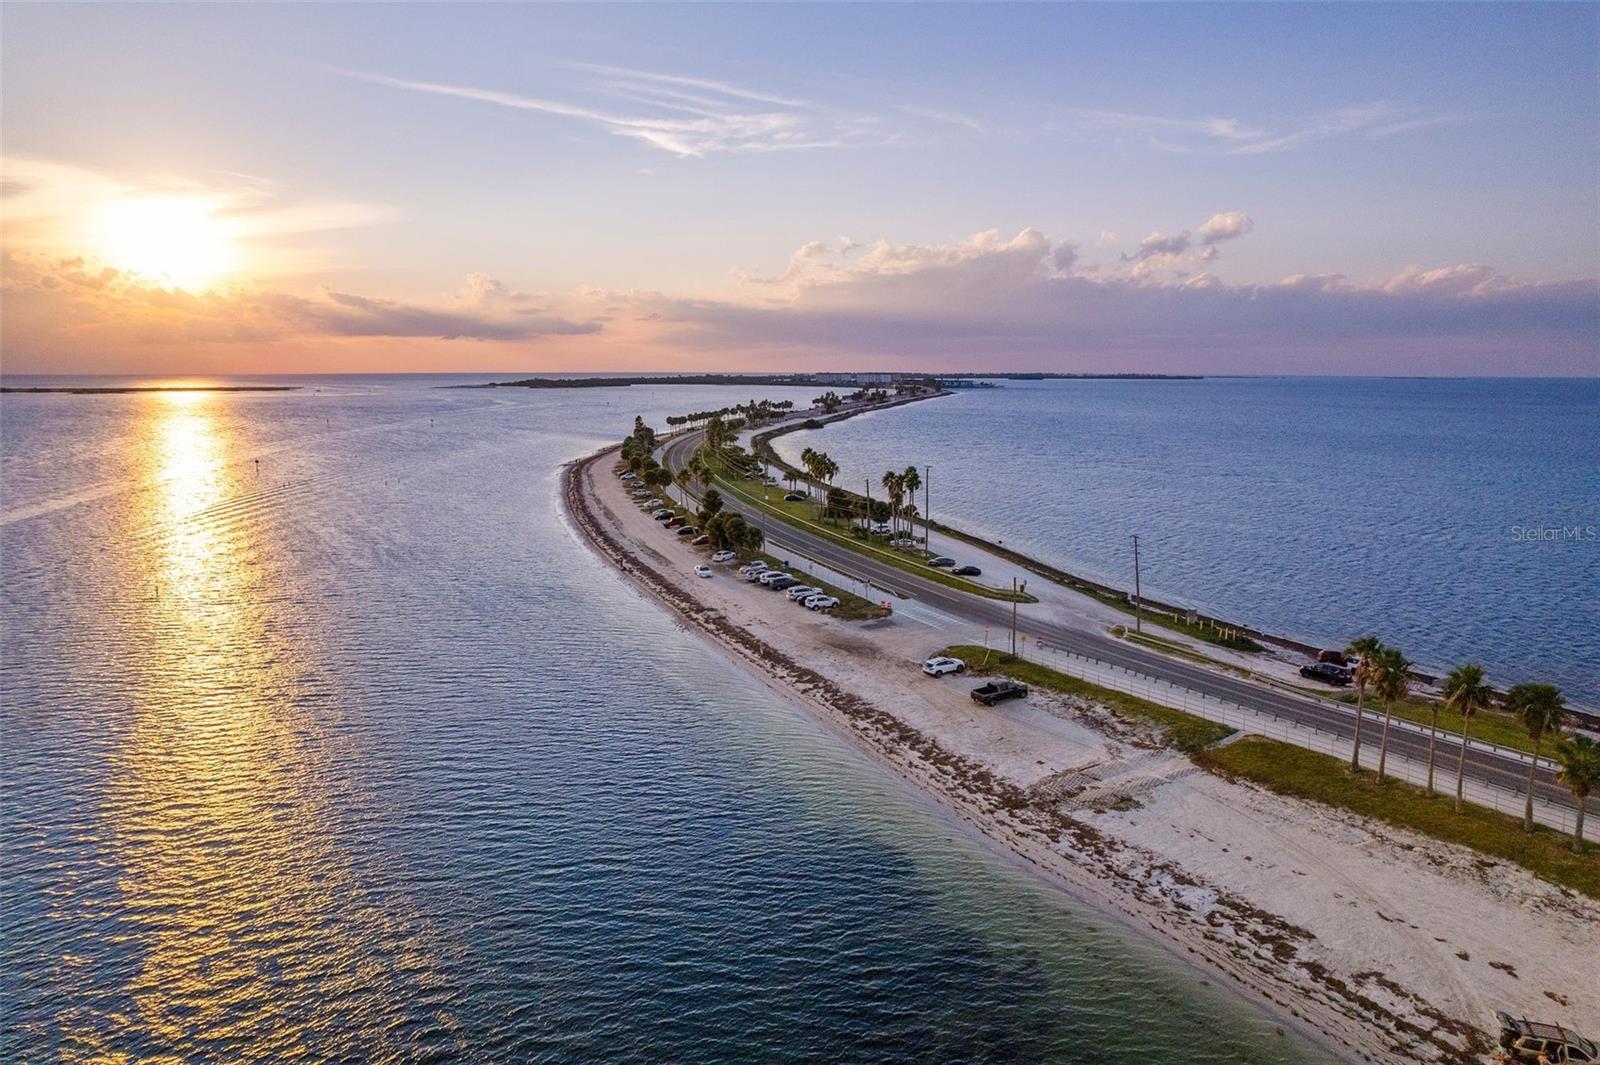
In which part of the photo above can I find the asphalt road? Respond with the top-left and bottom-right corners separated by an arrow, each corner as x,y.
660,430 -> 1575,815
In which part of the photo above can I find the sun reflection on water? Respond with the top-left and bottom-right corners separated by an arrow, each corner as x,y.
98,393 -> 447,1060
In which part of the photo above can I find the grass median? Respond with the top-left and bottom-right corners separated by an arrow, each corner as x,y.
700,454 -> 1033,603
1334,694 -> 1554,758
1197,736 -> 1598,898
939,644 -> 1235,753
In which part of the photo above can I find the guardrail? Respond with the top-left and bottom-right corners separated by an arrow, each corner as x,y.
1012,639 -> 1590,841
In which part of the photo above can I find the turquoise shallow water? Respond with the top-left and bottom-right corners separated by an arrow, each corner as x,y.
0,378 -> 1327,1063
777,377 -> 1599,698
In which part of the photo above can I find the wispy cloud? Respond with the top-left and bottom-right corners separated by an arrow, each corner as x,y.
1065,101 -> 1460,155
334,64 -> 938,158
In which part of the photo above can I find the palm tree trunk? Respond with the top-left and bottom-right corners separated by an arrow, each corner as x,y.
1425,710 -> 1439,795
1377,701 -> 1393,781
1350,681 -> 1365,772
1574,796 -> 1587,852
1454,716 -> 1471,813
1523,735 -> 1541,832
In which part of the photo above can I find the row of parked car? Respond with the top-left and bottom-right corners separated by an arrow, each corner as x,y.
736,560 -> 841,611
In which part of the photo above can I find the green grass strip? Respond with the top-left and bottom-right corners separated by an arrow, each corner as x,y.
1196,736 -> 1597,898
939,644 -> 1236,753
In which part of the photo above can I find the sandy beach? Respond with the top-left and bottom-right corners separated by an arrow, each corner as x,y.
566,442 -> 1600,1065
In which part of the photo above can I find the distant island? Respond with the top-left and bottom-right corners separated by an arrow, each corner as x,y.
471,371 -> 1202,389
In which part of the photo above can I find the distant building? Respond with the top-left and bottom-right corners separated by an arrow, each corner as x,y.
813,372 -> 898,386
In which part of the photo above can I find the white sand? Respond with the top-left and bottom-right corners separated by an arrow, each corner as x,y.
570,448 -> 1599,1064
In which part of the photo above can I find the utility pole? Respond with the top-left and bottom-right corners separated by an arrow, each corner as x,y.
924,465 -> 932,554
864,478 -> 872,535
1011,577 -> 1019,655
1132,534 -> 1142,634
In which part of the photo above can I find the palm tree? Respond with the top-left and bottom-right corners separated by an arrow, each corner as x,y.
881,471 -> 904,538
1508,683 -> 1565,832
1553,735 -> 1598,852
1442,664 -> 1491,812
1372,646 -> 1411,782
800,447 -> 818,501
901,466 -> 922,543
1345,635 -> 1384,772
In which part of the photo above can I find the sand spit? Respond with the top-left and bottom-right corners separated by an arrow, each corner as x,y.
564,444 -> 1599,1064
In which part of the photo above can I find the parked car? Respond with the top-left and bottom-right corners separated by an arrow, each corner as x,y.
1317,649 -> 1351,666
665,516 -> 685,528
694,565 -> 713,578
640,498 -> 663,509
1299,662 -> 1352,686
620,471 -> 636,480
922,656 -> 966,676
746,567 -> 773,582
869,522 -> 892,534
767,577 -> 800,591
928,556 -> 956,568
786,585 -> 822,601
758,570 -> 791,585
953,565 -> 981,576
1497,1012 -> 1596,1063
676,525 -> 698,537
740,561 -> 770,576
804,595 -> 840,611
783,492 -> 805,502
890,537 -> 918,549
711,550 -> 737,563
653,510 -> 675,521
971,680 -> 1029,706
691,534 -> 710,546
631,488 -> 651,498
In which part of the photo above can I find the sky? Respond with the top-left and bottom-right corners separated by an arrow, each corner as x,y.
2,2 -> 1597,376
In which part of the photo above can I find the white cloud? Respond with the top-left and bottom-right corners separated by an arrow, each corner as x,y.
625,226 -> 1598,373
1197,212 -> 1254,245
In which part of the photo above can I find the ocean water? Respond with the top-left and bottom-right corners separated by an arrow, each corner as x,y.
776,377 -> 1600,698
0,377 -> 1326,1063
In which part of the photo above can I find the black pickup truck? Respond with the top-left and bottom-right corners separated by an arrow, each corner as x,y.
971,680 -> 1029,706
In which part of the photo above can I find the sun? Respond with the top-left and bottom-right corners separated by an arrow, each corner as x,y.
93,196 -> 236,290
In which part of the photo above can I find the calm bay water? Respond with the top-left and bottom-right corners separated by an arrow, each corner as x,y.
778,377 -> 1599,698
0,377 -> 1324,1063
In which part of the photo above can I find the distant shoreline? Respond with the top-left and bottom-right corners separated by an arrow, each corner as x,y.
0,386 -> 299,395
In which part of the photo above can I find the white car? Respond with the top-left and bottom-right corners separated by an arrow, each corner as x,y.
620,471 -> 635,480
739,562 -> 768,576
922,656 -> 966,677
804,595 -> 840,610
711,550 -> 737,563
785,585 -> 822,601
694,565 -> 713,578
758,570 -> 792,586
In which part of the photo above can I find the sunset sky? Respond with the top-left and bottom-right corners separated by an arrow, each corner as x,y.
3,3 -> 1596,376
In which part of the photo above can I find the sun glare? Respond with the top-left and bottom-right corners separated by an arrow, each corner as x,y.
94,197 -> 236,290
